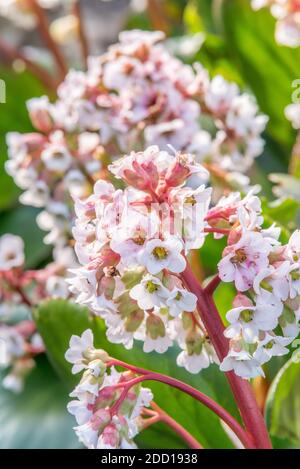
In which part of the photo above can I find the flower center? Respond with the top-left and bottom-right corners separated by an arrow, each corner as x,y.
240,309 -> 253,323
133,235 -> 145,246
265,340 -> 274,350
231,248 -> 247,264
152,246 -> 168,260
146,281 -> 159,294
185,196 -> 197,206
175,291 -> 182,301
5,251 -> 16,261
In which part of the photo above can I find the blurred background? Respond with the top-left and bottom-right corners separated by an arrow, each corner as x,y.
0,0 -> 300,449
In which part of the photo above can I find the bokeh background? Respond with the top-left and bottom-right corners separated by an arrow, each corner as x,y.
0,0 -> 300,449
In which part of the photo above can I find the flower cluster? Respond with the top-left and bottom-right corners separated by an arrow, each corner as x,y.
251,0 -> 300,47
65,329 -> 153,449
213,191 -> 300,378
70,145 -> 300,379
6,30 -> 267,260
0,233 -> 71,391
69,146 -> 218,374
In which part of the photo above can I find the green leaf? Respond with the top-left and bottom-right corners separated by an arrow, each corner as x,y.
269,173 -> 300,202
0,206 -> 51,268
221,0 -> 298,159
0,356 -> 79,449
34,299 -> 241,449
261,197 -> 300,243
265,350 -> 300,447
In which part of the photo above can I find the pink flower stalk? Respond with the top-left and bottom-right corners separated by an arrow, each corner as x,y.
69,146 -> 218,372
65,330 -> 253,449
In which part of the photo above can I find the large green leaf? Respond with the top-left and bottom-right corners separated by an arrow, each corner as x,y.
265,350 -> 300,448
221,0 -> 298,160
34,299 -> 241,449
0,356 -> 79,449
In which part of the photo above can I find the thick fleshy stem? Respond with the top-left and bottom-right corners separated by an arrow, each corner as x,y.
107,361 -> 254,449
204,274 -> 221,296
181,262 -> 272,449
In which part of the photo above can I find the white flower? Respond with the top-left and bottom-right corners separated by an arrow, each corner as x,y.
225,296 -> 282,344
254,334 -> 291,365
129,274 -> 169,310
0,326 -> 25,366
218,231 -> 272,291
0,234 -> 25,270
130,387 -> 153,419
143,333 -> 172,354
41,133 -> 72,172
205,75 -> 239,114
166,288 -> 197,317
2,373 -> 24,393
138,237 -> 186,275
65,329 -> 95,374
285,103 -> 300,130
46,276 -> 69,298
74,421 -> 99,449
220,349 -> 264,379
67,399 -> 93,425
19,180 -> 50,208
177,349 -> 211,374
287,230 -> 300,261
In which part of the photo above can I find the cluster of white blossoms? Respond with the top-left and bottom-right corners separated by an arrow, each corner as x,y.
69,146 -> 218,374
65,329 -> 153,449
70,145 -> 300,379
6,30 -> 267,261
0,321 -> 43,393
251,0 -> 300,47
0,233 -> 70,391
215,191 -> 300,378
0,0 -> 66,29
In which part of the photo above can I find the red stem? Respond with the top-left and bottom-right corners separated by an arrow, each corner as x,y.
150,402 -> 203,449
204,274 -> 221,296
204,227 -> 230,235
29,0 -> 68,79
181,262 -> 272,449
108,361 -> 254,448
73,1 -> 89,68
0,37 -> 57,91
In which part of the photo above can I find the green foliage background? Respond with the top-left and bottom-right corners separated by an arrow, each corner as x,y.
0,0 -> 300,449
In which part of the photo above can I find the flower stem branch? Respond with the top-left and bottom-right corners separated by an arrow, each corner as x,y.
73,1 -> 89,68
181,262 -> 272,449
204,227 -> 230,235
29,0 -> 68,79
0,36 -> 57,91
150,402 -> 203,449
107,360 -> 254,448
204,274 -> 222,296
